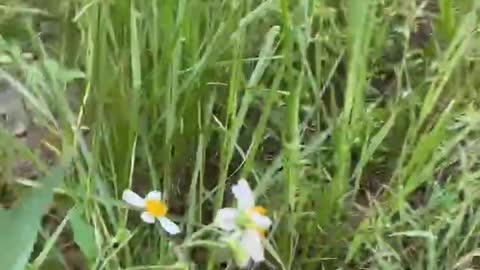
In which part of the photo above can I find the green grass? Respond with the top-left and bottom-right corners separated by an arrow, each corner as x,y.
1,0 -> 480,269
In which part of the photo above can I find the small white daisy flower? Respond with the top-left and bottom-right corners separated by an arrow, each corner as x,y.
215,179 -> 272,266
122,189 -> 181,235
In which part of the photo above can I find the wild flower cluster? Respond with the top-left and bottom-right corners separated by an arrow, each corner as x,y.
122,179 -> 273,268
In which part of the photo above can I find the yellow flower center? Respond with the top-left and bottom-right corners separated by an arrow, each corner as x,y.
257,228 -> 266,238
246,206 -> 268,238
250,206 -> 267,216
145,199 -> 168,218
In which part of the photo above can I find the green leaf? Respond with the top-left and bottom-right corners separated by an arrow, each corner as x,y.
0,168 -> 64,270
70,207 -> 97,260
44,59 -> 85,83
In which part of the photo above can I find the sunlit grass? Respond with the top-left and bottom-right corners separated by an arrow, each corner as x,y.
1,0 -> 480,269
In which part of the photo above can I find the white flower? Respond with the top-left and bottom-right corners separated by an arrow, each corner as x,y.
122,189 -> 181,235
215,179 -> 272,266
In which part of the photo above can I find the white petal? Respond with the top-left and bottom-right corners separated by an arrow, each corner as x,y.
159,217 -> 181,235
215,208 -> 239,231
240,229 -> 264,263
232,179 -> 255,210
251,213 -> 272,230
122,189 -> 145,208
141,212 -> 155,223
146,190 -> 162,201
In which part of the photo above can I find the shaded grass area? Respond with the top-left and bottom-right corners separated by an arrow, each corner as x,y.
1,0 -> 480,269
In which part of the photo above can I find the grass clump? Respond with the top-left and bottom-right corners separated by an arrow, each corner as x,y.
1,0 -> 480,269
